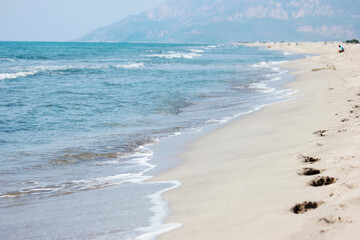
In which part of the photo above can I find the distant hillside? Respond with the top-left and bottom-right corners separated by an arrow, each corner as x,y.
78,0 -> 360,43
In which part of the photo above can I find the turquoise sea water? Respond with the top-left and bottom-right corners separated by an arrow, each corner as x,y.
0,42 -> 302,239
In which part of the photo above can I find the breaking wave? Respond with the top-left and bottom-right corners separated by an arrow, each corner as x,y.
0,71 -> 37,80
145,52 -> 201,59
114,63 -> 145,69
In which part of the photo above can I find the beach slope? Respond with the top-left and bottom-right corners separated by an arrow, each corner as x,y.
154,42 -> 360,240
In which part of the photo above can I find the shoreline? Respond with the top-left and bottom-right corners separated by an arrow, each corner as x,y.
152,42 -> 360,239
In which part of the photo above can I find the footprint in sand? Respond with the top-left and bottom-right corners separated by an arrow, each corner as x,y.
311,176 -> 337,187
303,155 -> 321,163
313,130 -> 327,137
292,201 -> 323,214
298,168 -> 323,176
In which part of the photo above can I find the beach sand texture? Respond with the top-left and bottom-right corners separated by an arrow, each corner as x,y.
153,42 -> 360,240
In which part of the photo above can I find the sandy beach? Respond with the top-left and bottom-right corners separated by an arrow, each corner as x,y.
153,42 -> 360,240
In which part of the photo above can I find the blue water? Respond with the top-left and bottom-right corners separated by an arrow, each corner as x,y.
0,42 -> 302,239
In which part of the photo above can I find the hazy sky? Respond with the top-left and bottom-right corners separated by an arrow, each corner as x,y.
0,0 -> 167,41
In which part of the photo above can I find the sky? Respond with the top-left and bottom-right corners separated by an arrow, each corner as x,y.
0,0 -> 167,41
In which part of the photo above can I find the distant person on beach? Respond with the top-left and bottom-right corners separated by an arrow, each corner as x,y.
338,45 -> 345,53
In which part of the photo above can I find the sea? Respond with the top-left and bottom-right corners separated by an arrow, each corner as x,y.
0,42 -> 303,240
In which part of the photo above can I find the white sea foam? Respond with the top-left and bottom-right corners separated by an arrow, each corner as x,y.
265,70 -> 288,77
249,82 -> 276,93
271,67 -> 280,71
0,142 -> 159,199
251,61 -> 267,68
70,172 -> 152,191
282,51 -> 293,55
3,65 -> 106,78
168,131 -> 182,138
146,52 -> 200,59
251,60 -> 288,68
135,180 -> 182,240
0,186 -> 62,198
274,89 -> 298,97
0,71 -> 37,80
205,117 -> 232,124
234,106 -> 264,118
269,77 -> 282,81
188,49 -> 204,53
233,85 -> 246,89
0,58 -> 16,62
33,64 -> 109,72
235,81 -> 278,93
189,127 -> 203,134
114,63 -> 145,69
272,60 -> 289,65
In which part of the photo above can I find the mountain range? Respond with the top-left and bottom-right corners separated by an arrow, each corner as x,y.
79,0 -> 360,43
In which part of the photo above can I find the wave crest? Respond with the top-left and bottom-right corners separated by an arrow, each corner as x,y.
114,63 -> 145,69
0,71 -> 37,80
145,52 -> 200,59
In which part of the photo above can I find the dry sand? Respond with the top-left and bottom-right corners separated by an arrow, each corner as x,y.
153,42 -> 360,240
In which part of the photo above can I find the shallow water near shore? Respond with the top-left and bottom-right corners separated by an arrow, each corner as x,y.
0,42 -> 303,239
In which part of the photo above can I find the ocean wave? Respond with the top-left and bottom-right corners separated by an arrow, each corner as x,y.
233,85 -> 246,90
145,52 -> 200,59
234,82 -> 276,92
248,82 -> 276,93
0,171 -> 152,199
282,51 -> 293,55
50,151 -> 120,165
114,63 -> 145,69
269,77 -> 282,82
251,60 -> 288,68
0,142 -> 158,199
205,45 -> 218,49
0,187 -> 61,198
275,89 -> 298,97
0,167 -> 152,199
0,65 -> 105,81
0,58 -> 16,63
188,49 -> 204,53
14,55 -> 50,60
0,71 -> 37,80
33,64 -> 109,72
205,117 -> 232,124
3,63 -> 145,79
